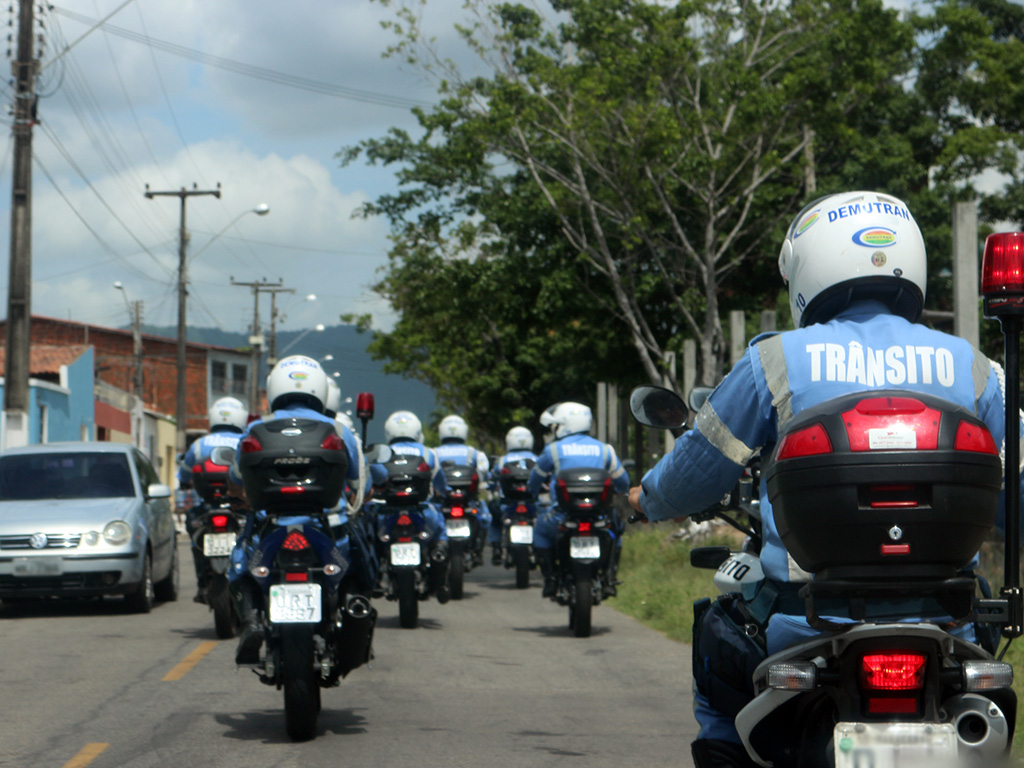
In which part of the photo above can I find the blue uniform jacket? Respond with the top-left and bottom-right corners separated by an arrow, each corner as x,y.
178,425 -> 242,487
638,300 -> 1018,584
529,433 -> 630,500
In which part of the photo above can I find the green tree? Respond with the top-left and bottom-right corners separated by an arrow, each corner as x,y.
346,0 -> 1023,428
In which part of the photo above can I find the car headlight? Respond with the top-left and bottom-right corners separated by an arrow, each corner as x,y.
102,521 -> 132,546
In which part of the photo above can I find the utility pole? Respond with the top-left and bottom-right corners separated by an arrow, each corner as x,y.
232,278 -> 285,415
144,183 -> 221,456
266,285 -> 296,367
4,0 -> 37,449
131,300 -> 144,402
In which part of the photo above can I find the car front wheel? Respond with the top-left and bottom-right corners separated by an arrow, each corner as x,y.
124,551 -> 154,614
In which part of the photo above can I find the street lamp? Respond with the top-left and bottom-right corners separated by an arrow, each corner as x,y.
189,203 -> 271,264
277,323 -> 325,359
113,282 -> 143,447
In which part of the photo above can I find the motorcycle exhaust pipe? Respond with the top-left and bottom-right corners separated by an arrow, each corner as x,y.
345,594 -> 372,619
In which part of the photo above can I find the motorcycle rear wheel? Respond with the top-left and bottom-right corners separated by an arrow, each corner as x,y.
514,547 -> 530,589
571,575 -> 592,638
208,577 -> 238,639
282,624 -> 320,741
449,551 -> 465,600
395,569 -> 419,629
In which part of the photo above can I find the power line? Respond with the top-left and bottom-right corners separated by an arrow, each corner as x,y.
50,7 -> 434,110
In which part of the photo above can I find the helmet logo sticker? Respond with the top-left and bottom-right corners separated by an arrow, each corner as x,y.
793,210 -> 820,238
289,372 -> 308,381
871,252 -> 887,267
852,227 -> 897,248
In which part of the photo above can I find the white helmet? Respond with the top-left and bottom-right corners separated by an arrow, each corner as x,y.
335,411 -> 354,430
208,396 -> 247,432
325,377 -> 342,413
266,355 -> 329,412
384,410 -> 423,442
540,402 -> 592,439
778,190 -> 926,328
505,426 -> 533,452
439,414 -> 468,442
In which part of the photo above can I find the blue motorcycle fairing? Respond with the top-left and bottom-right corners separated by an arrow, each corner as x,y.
248,522 -> 349,591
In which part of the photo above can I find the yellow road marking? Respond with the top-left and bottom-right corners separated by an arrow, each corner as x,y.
62,743 -> 109,768
162,640 -> 218,681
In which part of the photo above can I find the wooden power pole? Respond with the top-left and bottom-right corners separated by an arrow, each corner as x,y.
4,0 -> 36,448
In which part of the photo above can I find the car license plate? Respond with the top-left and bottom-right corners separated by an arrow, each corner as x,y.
269,583 -> 322,623
203,532 -> 236,557
510,525 -> 534,545
570,536 -> 600,559
834,722 -> 958,768
391,542 -> 421,566
446,519 -> 471,538
13,556 -> 62,576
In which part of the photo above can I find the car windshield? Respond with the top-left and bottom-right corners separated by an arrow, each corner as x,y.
0,453 -> 135,500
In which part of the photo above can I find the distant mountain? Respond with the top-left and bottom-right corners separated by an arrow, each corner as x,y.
140,323 -> 438,444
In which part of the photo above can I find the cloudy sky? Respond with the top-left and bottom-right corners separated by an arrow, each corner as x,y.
0,0 -> 472,338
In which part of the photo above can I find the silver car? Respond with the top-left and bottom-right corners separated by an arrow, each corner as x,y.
0,442 -> 179,612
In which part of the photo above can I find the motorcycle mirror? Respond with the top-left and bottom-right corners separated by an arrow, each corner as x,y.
209,446 -> 236,467
629,386 -> 689,430
364,443 -> 392,464
688,386 -> 714,413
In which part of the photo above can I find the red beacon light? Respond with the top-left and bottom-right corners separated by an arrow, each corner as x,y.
356,392 -> 375,421
982,232 -> 1024,317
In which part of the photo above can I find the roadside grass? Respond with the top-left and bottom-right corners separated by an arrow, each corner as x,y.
610,525 -> 1024,755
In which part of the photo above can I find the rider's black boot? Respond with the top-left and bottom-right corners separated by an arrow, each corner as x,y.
429,541 -> 451,604
536,548 -> 556,598
491,544 -> 503,565
691,739 -> 757,768
602,544 -> 622,598
231,579 -> 263,665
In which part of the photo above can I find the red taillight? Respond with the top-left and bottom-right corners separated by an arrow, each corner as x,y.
211,514 -> 229,531
860,652 -> 926,691
192,464 -> 204,474
501,466 -> 511,475
556,478 -> 569,506
321,432 -> 346,451
843,397 -> 939,451
578,521 -> 592,533
469,473 -> 479,494
776,423 -> 832,460
418,461 -> 431,473
451,507 -> 464,518
981,232 -> 1024,296
868,697 -> 918,714
954,420 -> 999,455
240,435 -> 262,453
285,571 -> 309,582
281,531 -> 310,551
515,504 -> 528,514
396,514 -> 413,527
280,486 -> 305,495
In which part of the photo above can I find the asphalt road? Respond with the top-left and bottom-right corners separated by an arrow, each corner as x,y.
0,539 -> 698,768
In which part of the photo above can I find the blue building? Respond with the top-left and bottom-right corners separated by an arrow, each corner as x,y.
0,344 -> 94,445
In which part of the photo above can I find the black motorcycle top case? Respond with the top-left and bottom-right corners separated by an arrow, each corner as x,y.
765,391 -> 1001,580
381,453 -> 433,506
238,418 -> 348,512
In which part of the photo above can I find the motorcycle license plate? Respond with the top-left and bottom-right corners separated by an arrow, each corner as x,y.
446,519 -> 472,538
510,525 -> 534,545
269,583 -> 322,623
834,722 -> 958,768
570,536 -> 600,559
203,532 -> 236,557
390,542 -> 421,566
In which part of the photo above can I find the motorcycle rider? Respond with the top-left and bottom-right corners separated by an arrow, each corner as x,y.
627,190 -> 1021,768
226,355 -> 371,665
432,414 -> 492,565
375,409 -> 452,600
529,402 -> 630,598
488,426 -> 538,564
177,396 -> 249,603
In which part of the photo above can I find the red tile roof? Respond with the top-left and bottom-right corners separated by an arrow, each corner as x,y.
0,344 -> 90,376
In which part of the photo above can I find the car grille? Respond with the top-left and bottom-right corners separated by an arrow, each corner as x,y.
0,534 -> 82,550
